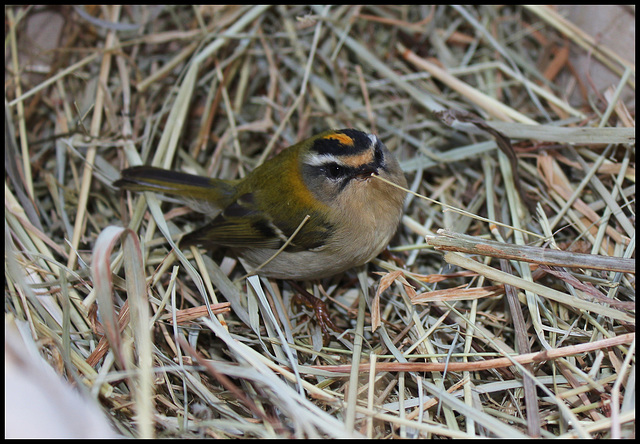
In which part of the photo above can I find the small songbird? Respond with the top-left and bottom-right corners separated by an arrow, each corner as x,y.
114,129 -> 407,280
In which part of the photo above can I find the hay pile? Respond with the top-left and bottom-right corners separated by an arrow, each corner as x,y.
6,5 -> 635,438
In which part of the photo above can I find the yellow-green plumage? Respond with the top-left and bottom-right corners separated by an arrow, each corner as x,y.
114,129 -> 407,279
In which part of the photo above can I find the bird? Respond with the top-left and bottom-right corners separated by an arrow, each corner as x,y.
114,128 -> 407,281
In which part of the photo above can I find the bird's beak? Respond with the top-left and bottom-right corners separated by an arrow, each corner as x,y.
355,164 -> 379,181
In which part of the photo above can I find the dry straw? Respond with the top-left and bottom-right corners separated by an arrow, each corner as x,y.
6,5 -> 635,439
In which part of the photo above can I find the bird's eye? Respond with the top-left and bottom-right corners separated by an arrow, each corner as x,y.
325,163 -> 346,180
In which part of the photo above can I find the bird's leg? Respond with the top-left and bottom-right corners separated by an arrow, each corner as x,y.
289,281 -> 342,343
380,247 -> 405,268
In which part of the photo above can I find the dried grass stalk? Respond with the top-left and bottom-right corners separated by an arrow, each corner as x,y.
5,5 -> 634,439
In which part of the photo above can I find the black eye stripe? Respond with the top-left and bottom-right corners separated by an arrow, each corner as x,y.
325,163 -> 349,179
317,160 -> 380,181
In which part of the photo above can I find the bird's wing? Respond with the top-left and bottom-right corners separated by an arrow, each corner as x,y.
179,193 -> 332,252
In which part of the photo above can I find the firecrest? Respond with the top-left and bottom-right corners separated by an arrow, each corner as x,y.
114,128 -> 407,280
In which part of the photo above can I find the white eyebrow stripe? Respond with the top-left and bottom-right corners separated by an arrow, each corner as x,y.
305,153 -> 341,167
368,133 -> 379,146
